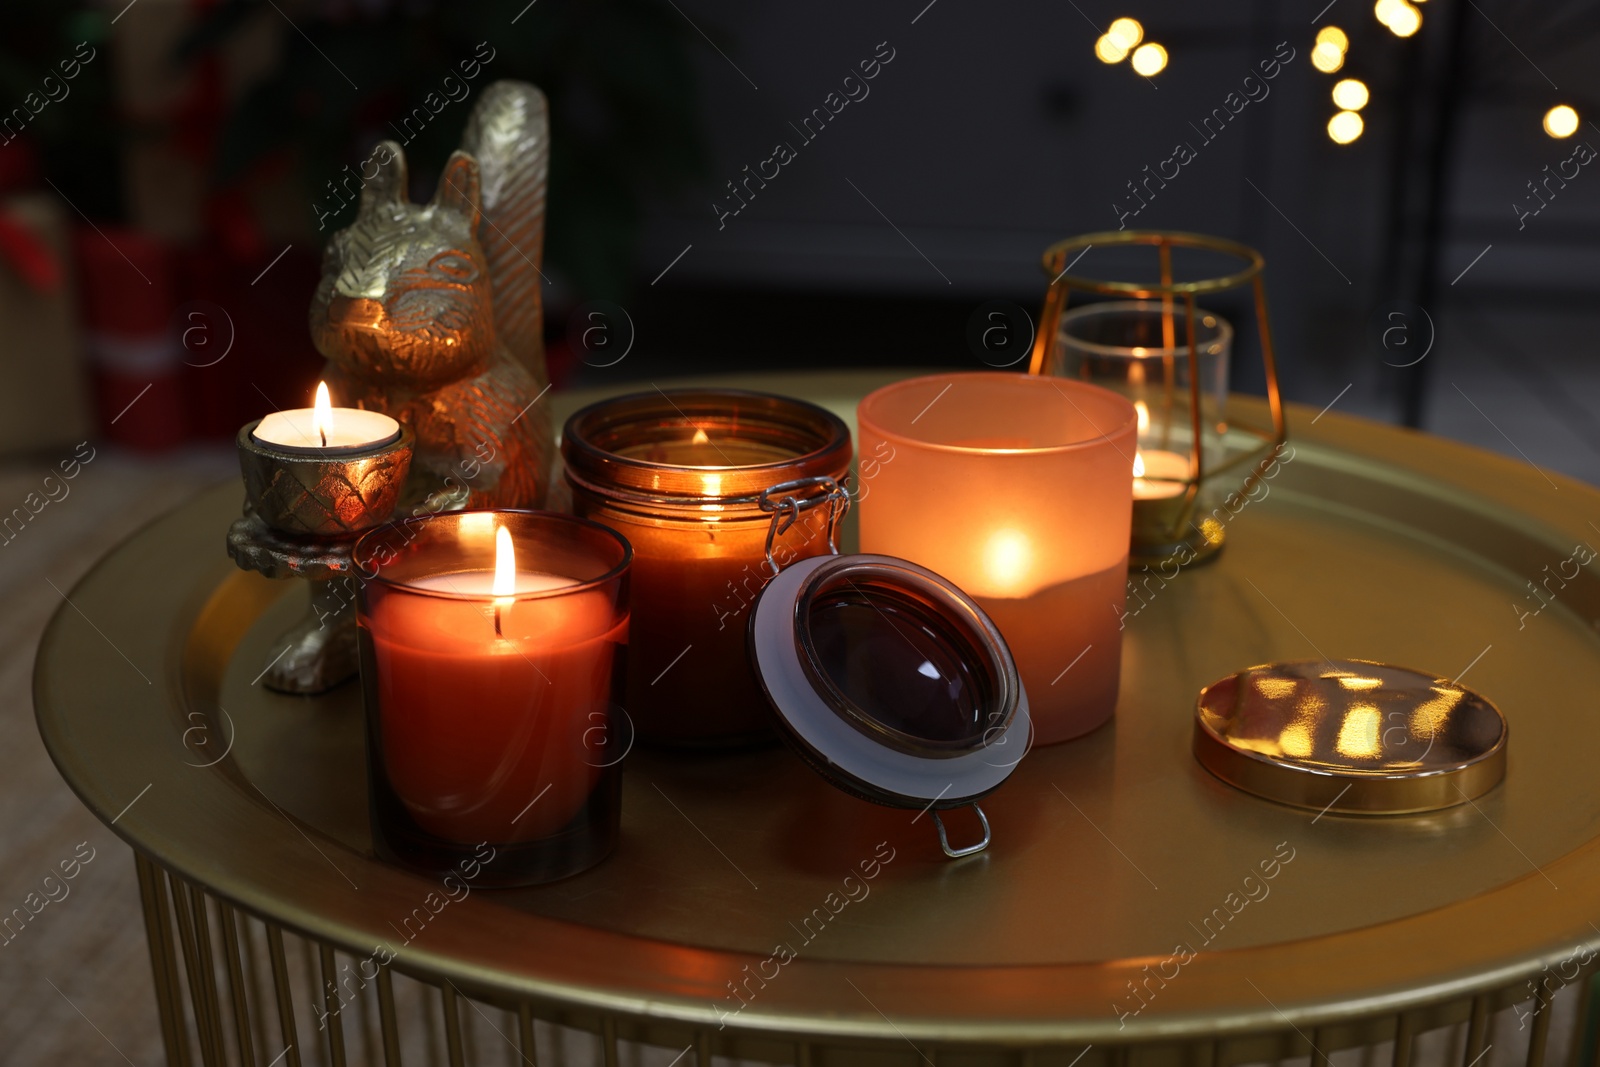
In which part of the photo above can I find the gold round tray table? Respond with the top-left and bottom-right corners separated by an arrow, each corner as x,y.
34,370 -> 1600,1067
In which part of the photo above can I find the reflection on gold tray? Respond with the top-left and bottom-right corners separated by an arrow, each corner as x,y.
35,369 -> 1600,1055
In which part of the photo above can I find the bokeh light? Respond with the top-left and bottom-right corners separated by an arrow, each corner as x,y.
1316,26 -> 1350,52
1107,18 -> 1144,50
1328,110 -> 1365,144
1095,33 -> 1129,63
1544,104 -> 1579,138
1130,42 -> 1168,76
1332,78 -> 1370,110
1312,41 -> 1346,73
1379,0 -> 1422,36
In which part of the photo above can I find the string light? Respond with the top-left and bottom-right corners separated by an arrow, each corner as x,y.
1095,33 -> 1130,63
1376,0 -> 1422,36
1544,104 -> 1579,138
1107,17 -> 1144,49
1315,26 -> 1349,52
1390,4 -> 1422,35
1312,41 -> 1346,73
1095,18 -> 1166,78
1131,42 -> 1168,76
1332,78 -> 1370,110
1328,110 -> 1365,144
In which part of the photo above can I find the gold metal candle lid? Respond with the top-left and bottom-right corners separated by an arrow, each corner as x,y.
1193,659 -> 1507,816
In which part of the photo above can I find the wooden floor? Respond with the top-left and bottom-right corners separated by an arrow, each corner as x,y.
0,445 -> 235,1066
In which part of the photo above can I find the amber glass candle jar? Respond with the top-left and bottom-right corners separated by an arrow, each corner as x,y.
562,390 -> 852,748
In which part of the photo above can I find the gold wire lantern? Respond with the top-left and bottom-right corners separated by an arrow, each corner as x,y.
1028,230 -> 1287,567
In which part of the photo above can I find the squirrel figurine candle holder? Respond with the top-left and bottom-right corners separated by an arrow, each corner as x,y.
229,80 -> 556,695
312,79 -> 555,512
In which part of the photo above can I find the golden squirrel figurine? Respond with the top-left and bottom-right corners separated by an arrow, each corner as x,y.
310,80 -> 554,511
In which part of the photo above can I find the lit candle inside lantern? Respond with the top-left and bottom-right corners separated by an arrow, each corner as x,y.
857,373 -> 1136,744
1132,448 -> 1188,500
1131,400 -> 1187,500
253,380 -> 401,454
357,514 -> 629,849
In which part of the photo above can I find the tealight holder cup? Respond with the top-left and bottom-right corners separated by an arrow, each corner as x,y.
229,415 -> 414,694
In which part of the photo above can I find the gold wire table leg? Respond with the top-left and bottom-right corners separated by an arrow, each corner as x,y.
318,943 -> 349,1067
264,925 -> 304,1067
1316,1027 -> 1333,1067
376,966 -> 402,1067
355,967 -> 381,1067
1570,961 -> 1600,1067
169,873 -> 227,1066
795,1039 -> 812,1067
441,980 -> 467,1067
696,1028 -> 713,1067
137,853 -> 192,1067
240,913 -> 272,1059
219,902 -> 259,1067
1588,968 -> 1600,1067
516,1003 -> 536,1067
601,1015 -> 620,1067
192,888 -> 231,1064
1394,1011 -> 1416,1067
1464,994 -> 1491,1067
1529,987 -> 1555,1067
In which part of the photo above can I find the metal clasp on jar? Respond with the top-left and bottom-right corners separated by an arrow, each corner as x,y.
757,475 -> 852,577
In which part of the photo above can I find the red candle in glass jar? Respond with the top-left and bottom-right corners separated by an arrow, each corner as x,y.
355,511 -> 631,883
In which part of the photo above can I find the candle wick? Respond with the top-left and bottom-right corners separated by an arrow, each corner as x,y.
320,428 -> 328,447
494,604 -> 503,638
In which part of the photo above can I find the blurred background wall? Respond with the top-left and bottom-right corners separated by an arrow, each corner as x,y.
0,0 -> 1595,466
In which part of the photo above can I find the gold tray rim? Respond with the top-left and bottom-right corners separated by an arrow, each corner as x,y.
33,369 -> 1600,1045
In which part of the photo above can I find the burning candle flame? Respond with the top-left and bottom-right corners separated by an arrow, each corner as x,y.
1132,451 -> 1146,478
493,525 -> 516,599
983,529 -> 1033,595
1134,400 -> 1150,434
313,381 -> 334,448
691,427 -> 710,445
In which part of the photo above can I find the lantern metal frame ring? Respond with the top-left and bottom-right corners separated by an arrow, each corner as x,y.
1028,230 -> 1288,565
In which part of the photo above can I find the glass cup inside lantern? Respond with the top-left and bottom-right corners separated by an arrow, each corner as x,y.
1050,300 -> 1233,565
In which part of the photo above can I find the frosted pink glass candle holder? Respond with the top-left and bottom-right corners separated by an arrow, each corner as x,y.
857,372 -> 1136,744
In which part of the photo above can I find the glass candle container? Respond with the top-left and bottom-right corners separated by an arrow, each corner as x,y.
562,390 -> 852,749
353,510 -> 631,886
1052,300 -> 1233,564
856,372 -> 1136,745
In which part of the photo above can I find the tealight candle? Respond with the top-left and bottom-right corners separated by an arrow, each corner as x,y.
1048,301 -> 1235,564
252,381 -> 400,454
353,510 -> 631,886
1132,447 -> 1189,500
857,372 -> 1136,745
